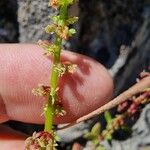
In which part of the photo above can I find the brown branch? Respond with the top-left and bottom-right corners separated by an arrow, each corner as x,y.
58,76 -> 150,130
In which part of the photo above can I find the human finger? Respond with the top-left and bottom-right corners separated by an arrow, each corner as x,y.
0,44 -> 113,124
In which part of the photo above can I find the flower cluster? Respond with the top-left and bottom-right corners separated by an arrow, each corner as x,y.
25,131 -> 55,150
44,16 -> 77,40
49,0 -> 77,9
53,62 -> 77,77
32,84 -> 50,97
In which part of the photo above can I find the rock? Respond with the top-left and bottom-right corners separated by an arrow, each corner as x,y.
0,0 -> 18,42
74,0 -> 144,68
57,122 -> 90,143
113,10 -> 150,96
18,0 -> 71,48
18,0 -> 57,42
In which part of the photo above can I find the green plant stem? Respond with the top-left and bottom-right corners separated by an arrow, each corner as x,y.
44,4 -> 68,132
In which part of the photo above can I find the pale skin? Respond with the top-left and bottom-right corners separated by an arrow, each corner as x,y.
0,44 -> 113,149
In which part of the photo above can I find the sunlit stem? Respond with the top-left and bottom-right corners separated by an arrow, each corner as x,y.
44,4 -> 68,133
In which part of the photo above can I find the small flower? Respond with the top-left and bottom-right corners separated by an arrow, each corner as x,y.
63,61 -> 77,73
53,99 -> 66,116
52,15 -> 65,26
44,24 -> 76,40
37,40 -> 50,49
116,115 -> 124,126
54,62 -> 77,76
136,70 -> 150,82
49,0 -> 59,9
55,104 -> 66,116
140,70 -> 150,79
25,131 -> 55,150
32,84 -> 50,97
127,103 -> 138,115
44,24 -> 56,34
38,40 -> 58,56
54,63 -> 66,77
117,101 -> 130,113
56,25 -> 69,40
66,16 -> 78,25
67,64 -> 77,73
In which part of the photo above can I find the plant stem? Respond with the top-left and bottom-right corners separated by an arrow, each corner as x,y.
44,5 -> 68,132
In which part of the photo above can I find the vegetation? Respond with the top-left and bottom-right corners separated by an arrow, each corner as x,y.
25,0 -> 78,149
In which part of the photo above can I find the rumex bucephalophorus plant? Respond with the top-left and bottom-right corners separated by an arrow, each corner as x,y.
25,0 -> 78,149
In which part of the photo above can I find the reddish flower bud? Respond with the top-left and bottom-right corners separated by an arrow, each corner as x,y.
117,101 -> 130,113
25,131 -> 55,150
127,103 -> 138,115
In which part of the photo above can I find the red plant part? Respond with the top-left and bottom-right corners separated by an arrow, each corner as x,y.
25,131 -> 55,150
117,101 -> 130,113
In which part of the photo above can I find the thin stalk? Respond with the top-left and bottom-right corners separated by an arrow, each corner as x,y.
44,5 -> 68,132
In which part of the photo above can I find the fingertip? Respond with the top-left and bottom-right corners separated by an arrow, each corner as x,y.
54,53 -> 113,123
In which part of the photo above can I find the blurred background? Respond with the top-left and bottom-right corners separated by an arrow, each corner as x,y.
0,0 -> 150,149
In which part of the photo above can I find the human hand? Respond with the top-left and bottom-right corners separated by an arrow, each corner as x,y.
0,44 -> 113,149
